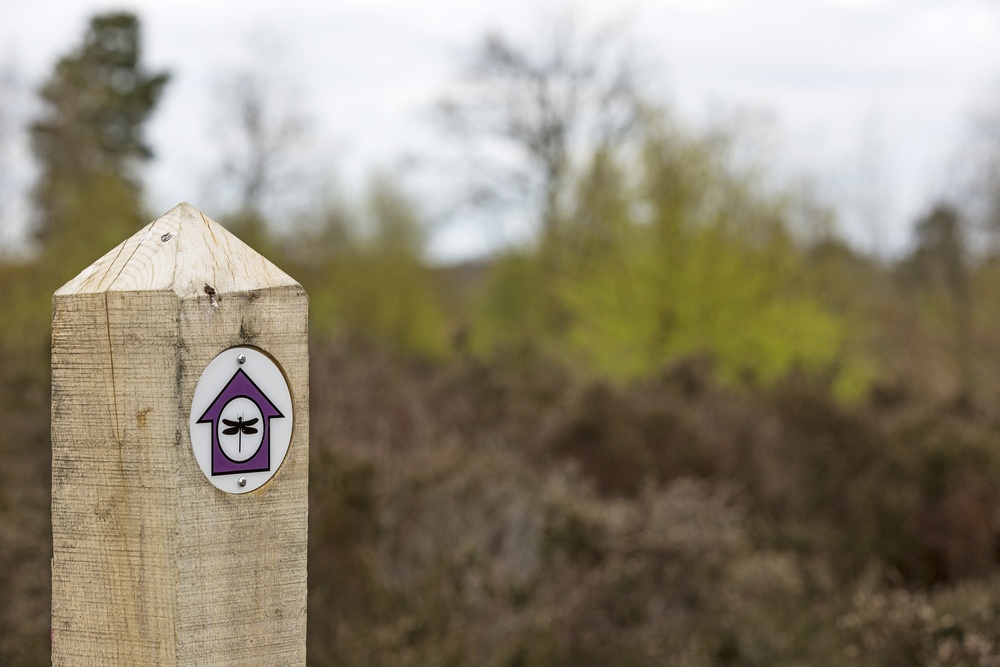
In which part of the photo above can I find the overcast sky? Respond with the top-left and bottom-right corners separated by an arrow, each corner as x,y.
1,0 -> 998,259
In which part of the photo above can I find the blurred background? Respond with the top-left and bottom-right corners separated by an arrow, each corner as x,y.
3,1 -> 1000,664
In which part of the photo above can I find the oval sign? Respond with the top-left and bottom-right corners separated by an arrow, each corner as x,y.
189,347 -> 293,494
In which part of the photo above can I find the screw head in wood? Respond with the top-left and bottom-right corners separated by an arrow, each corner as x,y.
237,354 -> 246,364
238,477 -> 247,487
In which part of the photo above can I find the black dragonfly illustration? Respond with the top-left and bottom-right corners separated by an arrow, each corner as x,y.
222,415 -> 259,453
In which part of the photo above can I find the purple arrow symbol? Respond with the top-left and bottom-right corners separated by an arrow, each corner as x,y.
197,368 -> 284,476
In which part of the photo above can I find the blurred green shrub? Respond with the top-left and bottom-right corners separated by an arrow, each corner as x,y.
470,116 -> 867,395
286,174 -> 449,358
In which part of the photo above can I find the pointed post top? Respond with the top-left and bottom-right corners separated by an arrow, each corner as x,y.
54,202 -> 299,298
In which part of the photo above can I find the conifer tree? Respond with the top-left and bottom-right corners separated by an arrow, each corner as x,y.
30,12 -> 168,255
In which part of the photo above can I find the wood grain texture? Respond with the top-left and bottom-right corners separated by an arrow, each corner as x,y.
52,204 -> 308,666
55,202 -> 299,298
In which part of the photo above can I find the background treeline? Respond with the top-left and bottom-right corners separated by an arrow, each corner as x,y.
4,11 -> 1000,666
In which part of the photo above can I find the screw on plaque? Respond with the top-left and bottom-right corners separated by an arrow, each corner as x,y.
237,354 -> 246,364
238,477 -> 247,487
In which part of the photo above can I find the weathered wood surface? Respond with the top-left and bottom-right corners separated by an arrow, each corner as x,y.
51,203 -> 308,666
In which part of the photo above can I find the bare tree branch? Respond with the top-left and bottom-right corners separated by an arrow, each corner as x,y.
435,11 -> 651,243
207,34 -> 313,229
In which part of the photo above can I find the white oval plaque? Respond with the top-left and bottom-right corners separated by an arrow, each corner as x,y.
189,347 -> 293,494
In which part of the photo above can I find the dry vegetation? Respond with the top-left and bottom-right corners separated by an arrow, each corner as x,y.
303,342 -> 1000,666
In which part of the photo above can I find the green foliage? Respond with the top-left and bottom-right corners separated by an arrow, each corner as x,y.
314,254 -> 448,356
289,175 -> 450,357
468,252 -> 561,355
472,114 -> 857,390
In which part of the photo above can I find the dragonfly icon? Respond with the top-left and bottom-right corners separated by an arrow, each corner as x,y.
222,415 -> 259,453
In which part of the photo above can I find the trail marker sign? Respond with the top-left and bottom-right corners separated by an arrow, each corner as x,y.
51,203 -> 308,666
190,346 -> 293,493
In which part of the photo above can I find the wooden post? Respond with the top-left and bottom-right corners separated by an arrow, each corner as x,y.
51,203 -> 308,665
